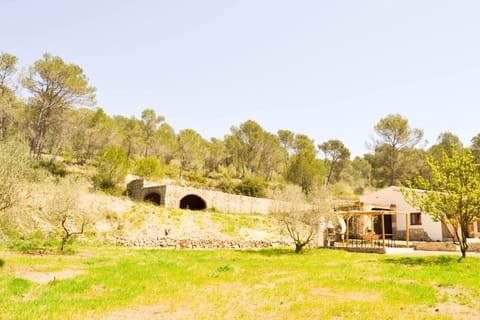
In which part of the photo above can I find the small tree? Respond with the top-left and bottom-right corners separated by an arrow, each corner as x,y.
133,157 -> 162,179
92,146 -> 129,191
318,139 -> 351,185
43,178 -> 92,253
404,148 -> 480,259
283,209 -> 319,253
271,186 -> 330,253
0,138 -> 31,213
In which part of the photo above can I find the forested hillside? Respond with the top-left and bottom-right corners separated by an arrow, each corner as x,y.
2,52 -> 480,199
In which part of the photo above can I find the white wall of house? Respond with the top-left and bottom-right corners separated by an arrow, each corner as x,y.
360,186 -> 443,241
396,212 -> 443,241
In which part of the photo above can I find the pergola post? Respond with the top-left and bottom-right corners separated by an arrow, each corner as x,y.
381,212 -> 385,250
345,214 -> 350,247
405,213 -> 410,248
370,214 -> 374,247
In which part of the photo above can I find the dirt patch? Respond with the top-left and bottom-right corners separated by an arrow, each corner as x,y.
101,304 -> 193,320
429,285 -> 480,319
430,302 -> 479,319
310,287 -> 380,301
253,282 -> 276,289
15,269 -> 86,284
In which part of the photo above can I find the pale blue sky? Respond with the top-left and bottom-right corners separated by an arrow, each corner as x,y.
2,0 -> 480,157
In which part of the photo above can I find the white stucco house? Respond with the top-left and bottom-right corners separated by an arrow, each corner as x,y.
358,186 -> 479,241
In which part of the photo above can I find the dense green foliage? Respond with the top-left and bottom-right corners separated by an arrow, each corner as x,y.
92,146 -> 129,191
234,175 -> 268,197
2,52 -> 480,197
0,138 -> 31,211
405,149 -> 480,258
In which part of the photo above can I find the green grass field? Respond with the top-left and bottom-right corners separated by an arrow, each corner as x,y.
1,246 -> 479,319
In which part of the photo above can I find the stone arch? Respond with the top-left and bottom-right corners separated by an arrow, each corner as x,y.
179,194 -> 207,210
144,192 -> 161,205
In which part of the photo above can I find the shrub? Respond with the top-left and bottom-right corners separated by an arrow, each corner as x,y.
216,178 -> 235,194
234,175 -> 267,198
133,157 -> 162,179
186,172 -> 207,184
7,232 -> 59,254
354,186 -> 364,195
92,146 -> 129,191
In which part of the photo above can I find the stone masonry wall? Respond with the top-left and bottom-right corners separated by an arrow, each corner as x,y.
395,229 -> 432,241
126,179 -> 276,214
113,236 -> 291,249
163,185 -> 275,214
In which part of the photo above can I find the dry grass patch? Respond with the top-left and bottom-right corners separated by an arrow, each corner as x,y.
15,269 -> 86,284
310,287 -> 381,302
101,304 -> 194,320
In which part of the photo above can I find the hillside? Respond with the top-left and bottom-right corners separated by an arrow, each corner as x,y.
0,173 -> 292,250
91,190 -> 291,247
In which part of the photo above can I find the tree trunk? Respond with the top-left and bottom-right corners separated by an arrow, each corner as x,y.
61,235 -> 69,253
295,243 -> 304,253
457,223 -> 469,260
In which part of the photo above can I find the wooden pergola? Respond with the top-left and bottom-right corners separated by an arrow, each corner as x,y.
337,210 -> 412,250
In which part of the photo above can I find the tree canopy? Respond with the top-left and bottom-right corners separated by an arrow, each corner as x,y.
404,148 -> 480,259
369,113 -> 424,187
3,51 -> 480,200
22,53 -> 96,157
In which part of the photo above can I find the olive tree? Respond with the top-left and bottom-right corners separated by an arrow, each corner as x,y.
42,178 -> 93,253
271,186 -> 331,253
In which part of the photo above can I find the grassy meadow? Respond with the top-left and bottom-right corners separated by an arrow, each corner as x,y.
1,246 -> 479,319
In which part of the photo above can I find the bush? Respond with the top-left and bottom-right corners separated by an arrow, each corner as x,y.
186,172 -> 207,184
133,157 -> 162,178
7,232 -> 59,254
62,153 -> 74,165
92,146 -> 129,191
216,178 -> 236,194
234,175 -> 267,198
354,186 -> 365,195
46,160 -> 67,177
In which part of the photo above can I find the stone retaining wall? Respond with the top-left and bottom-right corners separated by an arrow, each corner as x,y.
396,229 -> 432,241
113,236 -> 292,249
413,241 -> 480,252
413,242 -> 457,251
469,242 -> 480,252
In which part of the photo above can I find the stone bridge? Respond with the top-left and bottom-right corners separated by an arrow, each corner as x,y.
126,179 -> 275,214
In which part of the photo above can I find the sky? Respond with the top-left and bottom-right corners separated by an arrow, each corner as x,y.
2,0 -> 480,157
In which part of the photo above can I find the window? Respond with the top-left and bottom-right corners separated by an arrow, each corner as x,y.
410,212 -> 422,226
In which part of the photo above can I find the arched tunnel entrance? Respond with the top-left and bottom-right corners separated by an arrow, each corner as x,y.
144,193 -> 161,205
180,194 -> 207,211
